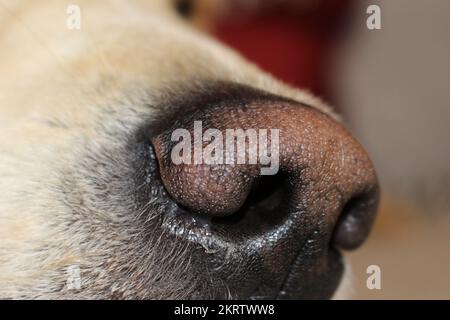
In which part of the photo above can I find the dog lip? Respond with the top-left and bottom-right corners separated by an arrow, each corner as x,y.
159,195 -> 342,299
275,247 -> 344,300
245,247 -> 343,300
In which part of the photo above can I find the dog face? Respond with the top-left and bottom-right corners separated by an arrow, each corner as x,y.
0,0 -> 379,299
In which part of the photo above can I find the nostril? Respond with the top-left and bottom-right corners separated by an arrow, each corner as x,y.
205,173 -> 296,242
241,174 -> 285,212
212,174 -> 286,226
332,187 -> 380,250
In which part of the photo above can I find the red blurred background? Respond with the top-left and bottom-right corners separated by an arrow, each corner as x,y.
213,0 -> 354,105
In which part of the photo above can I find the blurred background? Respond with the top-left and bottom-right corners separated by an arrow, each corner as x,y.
189,0 -> 450,299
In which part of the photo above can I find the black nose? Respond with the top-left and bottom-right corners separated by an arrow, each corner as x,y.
151,84 -> 379,298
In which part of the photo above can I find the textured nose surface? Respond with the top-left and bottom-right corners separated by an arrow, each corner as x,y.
153,95 -> 379,250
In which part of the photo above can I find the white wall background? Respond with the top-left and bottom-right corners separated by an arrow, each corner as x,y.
334,0 -> 450,213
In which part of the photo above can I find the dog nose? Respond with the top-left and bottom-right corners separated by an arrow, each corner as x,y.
152,90 -> 379,251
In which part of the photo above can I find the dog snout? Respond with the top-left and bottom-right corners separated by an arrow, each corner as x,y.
150,85 -> 379,298
153,91 -> 378,243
